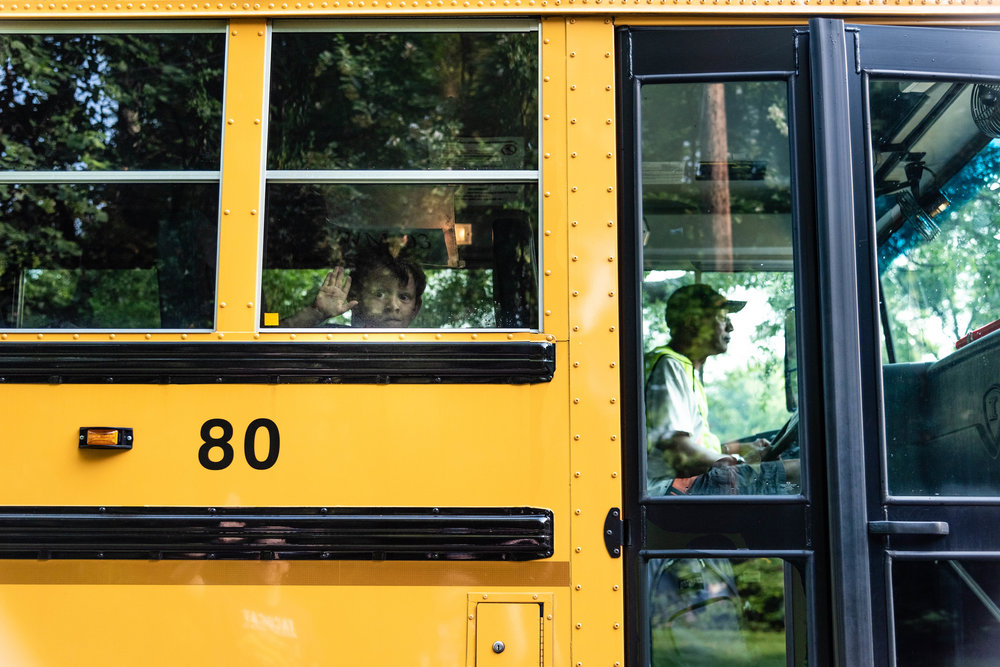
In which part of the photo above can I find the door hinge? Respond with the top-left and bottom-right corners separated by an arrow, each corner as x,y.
603,508 -> 624,558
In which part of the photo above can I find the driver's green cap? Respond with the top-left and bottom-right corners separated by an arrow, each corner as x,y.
666,284 -> 747,329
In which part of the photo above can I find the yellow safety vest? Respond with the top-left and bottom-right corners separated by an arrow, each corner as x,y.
644,345 -> 722,453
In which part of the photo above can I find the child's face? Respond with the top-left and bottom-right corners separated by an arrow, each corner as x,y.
353,268 -> 420,328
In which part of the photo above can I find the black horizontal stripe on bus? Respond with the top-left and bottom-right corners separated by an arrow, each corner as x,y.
0,341 -> 555,384
0,506 -> 554,561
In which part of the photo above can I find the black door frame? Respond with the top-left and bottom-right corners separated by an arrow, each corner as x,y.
620,18 -> 1000,667
617,22 -> 834,667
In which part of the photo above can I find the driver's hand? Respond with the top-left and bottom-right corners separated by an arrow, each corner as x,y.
740,438 -> 771,464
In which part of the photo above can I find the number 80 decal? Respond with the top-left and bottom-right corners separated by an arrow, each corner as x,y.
199,418 -> 280,470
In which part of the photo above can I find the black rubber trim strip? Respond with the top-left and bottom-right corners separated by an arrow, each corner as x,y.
0,506 -> 554,561
0,341 -> 554,385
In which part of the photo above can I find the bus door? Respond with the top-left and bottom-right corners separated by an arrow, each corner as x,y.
845,22 -> 1000,666
619,25 -> 823,666
621,19 -> 1000,666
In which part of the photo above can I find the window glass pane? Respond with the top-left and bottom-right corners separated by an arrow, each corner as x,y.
0,183 -> 218,329
893,559 -> 1000,665
640,81 -> 800,497
649,557 -> 795,666
0,32 -> 225,171
261,183 -> 537,328
267,31 -> 538,171
873,80 -> 1000,496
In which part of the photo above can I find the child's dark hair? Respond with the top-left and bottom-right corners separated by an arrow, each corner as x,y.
348,245 -> 427,304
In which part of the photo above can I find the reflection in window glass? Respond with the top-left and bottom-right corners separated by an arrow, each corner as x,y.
0,30 -> 224,330
0,183 -> 218,329
649,557 -> 791,666
0,32 -> 224,171
261,183 -> 537,328
268,30 -> 538,171
873,80 -> 1000,496
640,81 -> 799,496
893,560 -> 1000,665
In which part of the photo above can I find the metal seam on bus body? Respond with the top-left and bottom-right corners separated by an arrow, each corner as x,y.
564,15 -> 623,667
217,18 -> 268,334
6,0 -> 1000,15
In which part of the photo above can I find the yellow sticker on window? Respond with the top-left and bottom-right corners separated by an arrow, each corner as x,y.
264,313 -> 280,326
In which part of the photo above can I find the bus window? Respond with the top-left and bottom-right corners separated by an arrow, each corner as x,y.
261,24 -> 539,330
0,28 -> 225,330
874,79 -> 1000,497
266,29 -> 537,171
640,80 -> 800,499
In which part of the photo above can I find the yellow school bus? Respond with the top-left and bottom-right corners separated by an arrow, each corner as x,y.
3,1 -> 1000,665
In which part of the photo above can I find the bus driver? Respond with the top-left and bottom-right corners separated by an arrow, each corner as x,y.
645,284 -> 796,495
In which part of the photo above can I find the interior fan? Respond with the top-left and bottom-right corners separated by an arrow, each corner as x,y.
971,83 -> 1000,138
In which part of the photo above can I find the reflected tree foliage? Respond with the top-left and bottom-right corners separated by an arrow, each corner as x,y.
0,32 -> 224,328
267,31 -> 537,170
879,140 -> 1000,362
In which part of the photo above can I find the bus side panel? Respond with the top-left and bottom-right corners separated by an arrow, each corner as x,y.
0,350 -> 570,664
0,370 -> 568,515
0,561 -> 570,666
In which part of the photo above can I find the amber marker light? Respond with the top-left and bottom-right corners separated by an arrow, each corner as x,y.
79,427 -> 133,450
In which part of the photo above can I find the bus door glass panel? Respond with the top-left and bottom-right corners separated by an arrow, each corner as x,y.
891,558 -> 1000,665
0,30 -> 224,329
648,556 -> 804,667
640,79 -> 802,665
640,80 -> 800,499
875,78 -> 1000,498
872,75 -> 1000,664
262,26 -> 539,330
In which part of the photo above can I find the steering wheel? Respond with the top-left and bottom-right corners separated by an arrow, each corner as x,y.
760,411 -> 798,462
